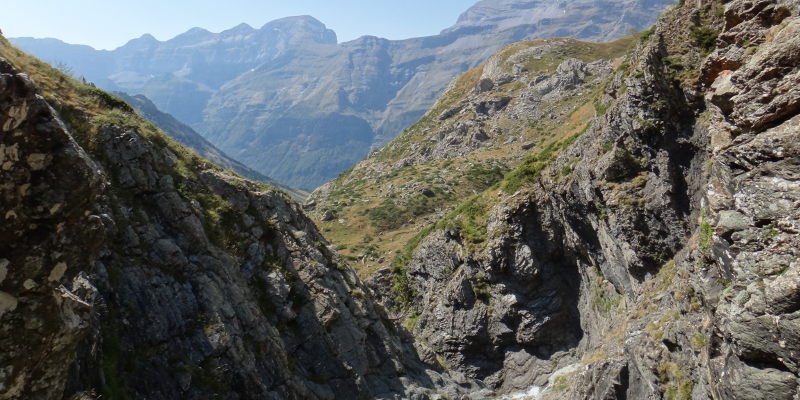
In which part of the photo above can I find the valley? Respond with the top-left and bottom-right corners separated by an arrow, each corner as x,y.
1,0 -> 799,399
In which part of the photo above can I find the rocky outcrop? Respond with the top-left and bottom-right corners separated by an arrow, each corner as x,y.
388,0 -> 800,398
112,92 -> 308,200
112,94 -> 265,181
0,58 -> 105,400
0,43 -> 486,399
3,0 -> 798,398
701,1 -> 800,397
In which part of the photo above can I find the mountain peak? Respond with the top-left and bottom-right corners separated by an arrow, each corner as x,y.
223,23 -> 255,35
450,0 -> 566,32
184,27 -> 211,35
262,15 -> 326,27
260,15 -> 337,44
121,33 -> 159,48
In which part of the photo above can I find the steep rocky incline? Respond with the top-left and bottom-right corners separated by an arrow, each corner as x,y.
0,38 -> 485,399
309,36 -> 635,277
321,0 -> 800,398
2,0 -> 799,398
112,92 -> 269,182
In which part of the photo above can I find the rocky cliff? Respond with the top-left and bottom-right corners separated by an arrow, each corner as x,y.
309,35 -> 637,277
3,0 -> 799,398
0,36 -> 485,399
12,0 -> 674,189
317,0 -> 800,397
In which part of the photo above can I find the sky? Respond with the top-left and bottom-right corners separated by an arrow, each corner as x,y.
1,0 -> 478,50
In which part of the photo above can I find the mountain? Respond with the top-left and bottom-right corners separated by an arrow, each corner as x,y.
0,35 -> 487,399
308,34 -> 638,276
311,0 -> 800,396
11,0 -> 675,189
112,92 -> 308,199
11,16 -> 337,129
3,0 -> 800,398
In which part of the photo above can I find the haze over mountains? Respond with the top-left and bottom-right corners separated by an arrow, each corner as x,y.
12,0 -> 675,189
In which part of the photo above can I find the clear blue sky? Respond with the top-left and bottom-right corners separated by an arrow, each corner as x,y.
1,0 -> 478,50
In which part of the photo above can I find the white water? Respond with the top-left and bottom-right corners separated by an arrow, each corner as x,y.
500,385 -> 542,400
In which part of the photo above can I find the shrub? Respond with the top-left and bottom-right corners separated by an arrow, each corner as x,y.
367,193 -> 437,231
465,163 -> 507,189
79,85 -> 134,112
472,272 -> 491,303
640,27 -> 655,42
503,133 -> 581,193
437,195 -> 489,244
403,312 -> 420,331
691,26 -> 718,53
699,209 -> 713,253
391,267 -> 416,308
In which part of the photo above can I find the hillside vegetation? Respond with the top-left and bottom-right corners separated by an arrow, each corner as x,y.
310,36 -> 638,277
0,34 -> 479,399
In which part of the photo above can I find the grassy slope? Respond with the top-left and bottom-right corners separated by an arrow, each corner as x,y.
0,35 -> 292,260
315,36 -> 638,277
0,35 -> 295,203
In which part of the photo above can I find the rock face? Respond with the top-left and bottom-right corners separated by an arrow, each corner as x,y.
309,35 -> 633,283
12,0 -> 674,189
3,0 -> 799,399
0,58 -> 105,400
320,0 -> 800,398
0,38 -> 487,399
700,1 -> 800,397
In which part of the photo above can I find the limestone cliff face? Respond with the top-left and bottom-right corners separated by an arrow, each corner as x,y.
0,41 -> 484,399
375,0 -> 800,397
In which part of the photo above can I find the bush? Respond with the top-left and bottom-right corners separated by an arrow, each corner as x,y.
699,209 -> 713,253
503,133 -> 581,193
465,163 -> 506,189
691,26 -> 718,53
391,267 -> 416,308
472,273 -> 491,303
639,27 -> 655,42
367,193 -> 438,231
79,85 -> 134,112
437,195 -> 489,244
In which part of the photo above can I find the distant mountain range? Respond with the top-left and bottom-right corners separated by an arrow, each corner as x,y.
12,0 -> 675,189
